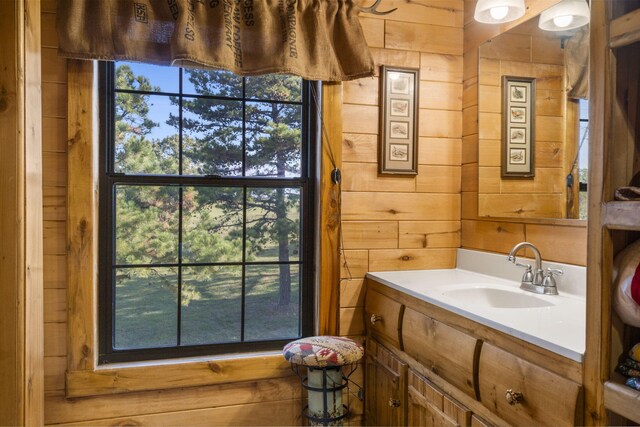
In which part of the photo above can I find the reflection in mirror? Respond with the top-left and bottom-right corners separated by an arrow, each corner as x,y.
477,17 -> 589,220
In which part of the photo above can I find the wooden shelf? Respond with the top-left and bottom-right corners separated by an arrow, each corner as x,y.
610,8 -> 640,49
602,201 -> 640,231
604,379 -> 640,424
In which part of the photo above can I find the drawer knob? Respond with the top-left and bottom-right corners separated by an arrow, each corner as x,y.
388,398 -> 401,408
370,314 -> 383,325
505,389 -> 524,405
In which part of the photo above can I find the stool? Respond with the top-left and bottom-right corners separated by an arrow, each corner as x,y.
283,336 -> 364,426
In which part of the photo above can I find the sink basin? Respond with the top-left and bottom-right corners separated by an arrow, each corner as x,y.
441,286 -> 556,309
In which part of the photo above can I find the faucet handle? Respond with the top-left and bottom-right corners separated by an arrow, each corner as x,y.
514,261 -> 532,270
546,268 -> 563,276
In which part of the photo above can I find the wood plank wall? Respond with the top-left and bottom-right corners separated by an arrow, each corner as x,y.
461,0 -> 587,266
339,0 -> 465,337
40,1 -> 303,425
477,20 -> 567,219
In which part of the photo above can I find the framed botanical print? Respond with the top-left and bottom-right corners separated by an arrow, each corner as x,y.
502,76 -> 536,178
379,66 -> 419,175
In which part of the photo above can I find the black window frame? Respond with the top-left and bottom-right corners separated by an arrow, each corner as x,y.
98,61 -> 317,364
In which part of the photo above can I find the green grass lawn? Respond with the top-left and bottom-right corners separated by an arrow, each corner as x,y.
114,264 -> 300,349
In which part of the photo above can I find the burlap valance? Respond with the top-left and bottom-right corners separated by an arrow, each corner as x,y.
564,26 -> 589,100
56,0 -> 375,82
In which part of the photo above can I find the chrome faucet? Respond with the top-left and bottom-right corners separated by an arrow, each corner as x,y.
507,242 -> 562,295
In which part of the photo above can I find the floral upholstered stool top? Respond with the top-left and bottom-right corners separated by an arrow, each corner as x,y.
282,335 -> 364,367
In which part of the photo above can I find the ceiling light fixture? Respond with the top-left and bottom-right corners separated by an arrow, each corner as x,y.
539,0 -> 590,31
474,0 -> 526,24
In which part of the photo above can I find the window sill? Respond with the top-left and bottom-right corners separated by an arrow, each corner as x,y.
65,351 -> 292,398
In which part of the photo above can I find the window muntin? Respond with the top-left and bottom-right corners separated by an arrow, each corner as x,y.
99,62 -> 315,364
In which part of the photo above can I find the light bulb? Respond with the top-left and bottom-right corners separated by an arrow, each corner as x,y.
489,6 -> 509,20
552,14 -> 574,28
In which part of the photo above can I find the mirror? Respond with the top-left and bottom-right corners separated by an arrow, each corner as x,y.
477,16 -> 589,220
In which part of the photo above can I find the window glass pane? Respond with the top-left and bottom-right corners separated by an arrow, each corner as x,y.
180,266 -> 242,345
114,267 -> 178,349
182,98 -> 243,176
244,264 -> 300,341
245,102 -> 302,177
246,188 -> 300,262
114,94 -> 179,174
182,187 -> 244,263
115,185 -> 180,265
182,69 -> 243,97
115,61 -> 179,93
245,75 -> 302,102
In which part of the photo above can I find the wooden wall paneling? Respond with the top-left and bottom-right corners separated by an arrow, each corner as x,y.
341,221 -> 399,250
45,378 -> 301,425
420,81 -> 463,111
367,248 -> 457,271
342,193 -> 461,221
49,398 -> 302,427
364,0 -> 464,28
478,194 -> 564,218
341,250 -> 369,280
421,52 -> 464,83
385,21 -> 463,56
339,307 -> 365,336
359,16 -> 385,49
461,192 -> 479,220
461,134 -> 479,165
339,279 -> 365,308
0,0 -> 44,424
370,48 -> 421,71
420,109 -> 463,138
342,163 -> 416,193
524,224 -> 587,265
461,220 -> 525,253
43,254 -> 66,289
342,133 -> 377,163
343,76 -> 378,106
461,163 -> 478,192
415,165 -> 461,193
398,221 -> 461,249
418,138 -> 462,166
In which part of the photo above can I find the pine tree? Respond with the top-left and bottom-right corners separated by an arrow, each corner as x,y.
174,71 -> 303,306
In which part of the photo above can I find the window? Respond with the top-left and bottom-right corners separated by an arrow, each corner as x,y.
98,62 -> 316,364
578,98 -> 589,219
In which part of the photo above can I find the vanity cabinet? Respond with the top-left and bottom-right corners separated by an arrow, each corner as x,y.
365,339 -> 407,426
364,279 -> 584,426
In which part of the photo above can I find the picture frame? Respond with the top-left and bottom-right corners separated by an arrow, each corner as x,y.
379,66 -> 419,175
502,76 -> 535,178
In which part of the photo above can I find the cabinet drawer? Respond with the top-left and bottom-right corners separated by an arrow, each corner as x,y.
478,343 -> 581,426
402,308 -> 478,398
408,369 -> 472,427
365,289 -> 403,348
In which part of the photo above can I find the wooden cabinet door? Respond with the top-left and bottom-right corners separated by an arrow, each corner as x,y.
407,369 -> 472,427
365,340 -> 407,426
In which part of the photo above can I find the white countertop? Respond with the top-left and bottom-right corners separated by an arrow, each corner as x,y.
366,249 -> 586,362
